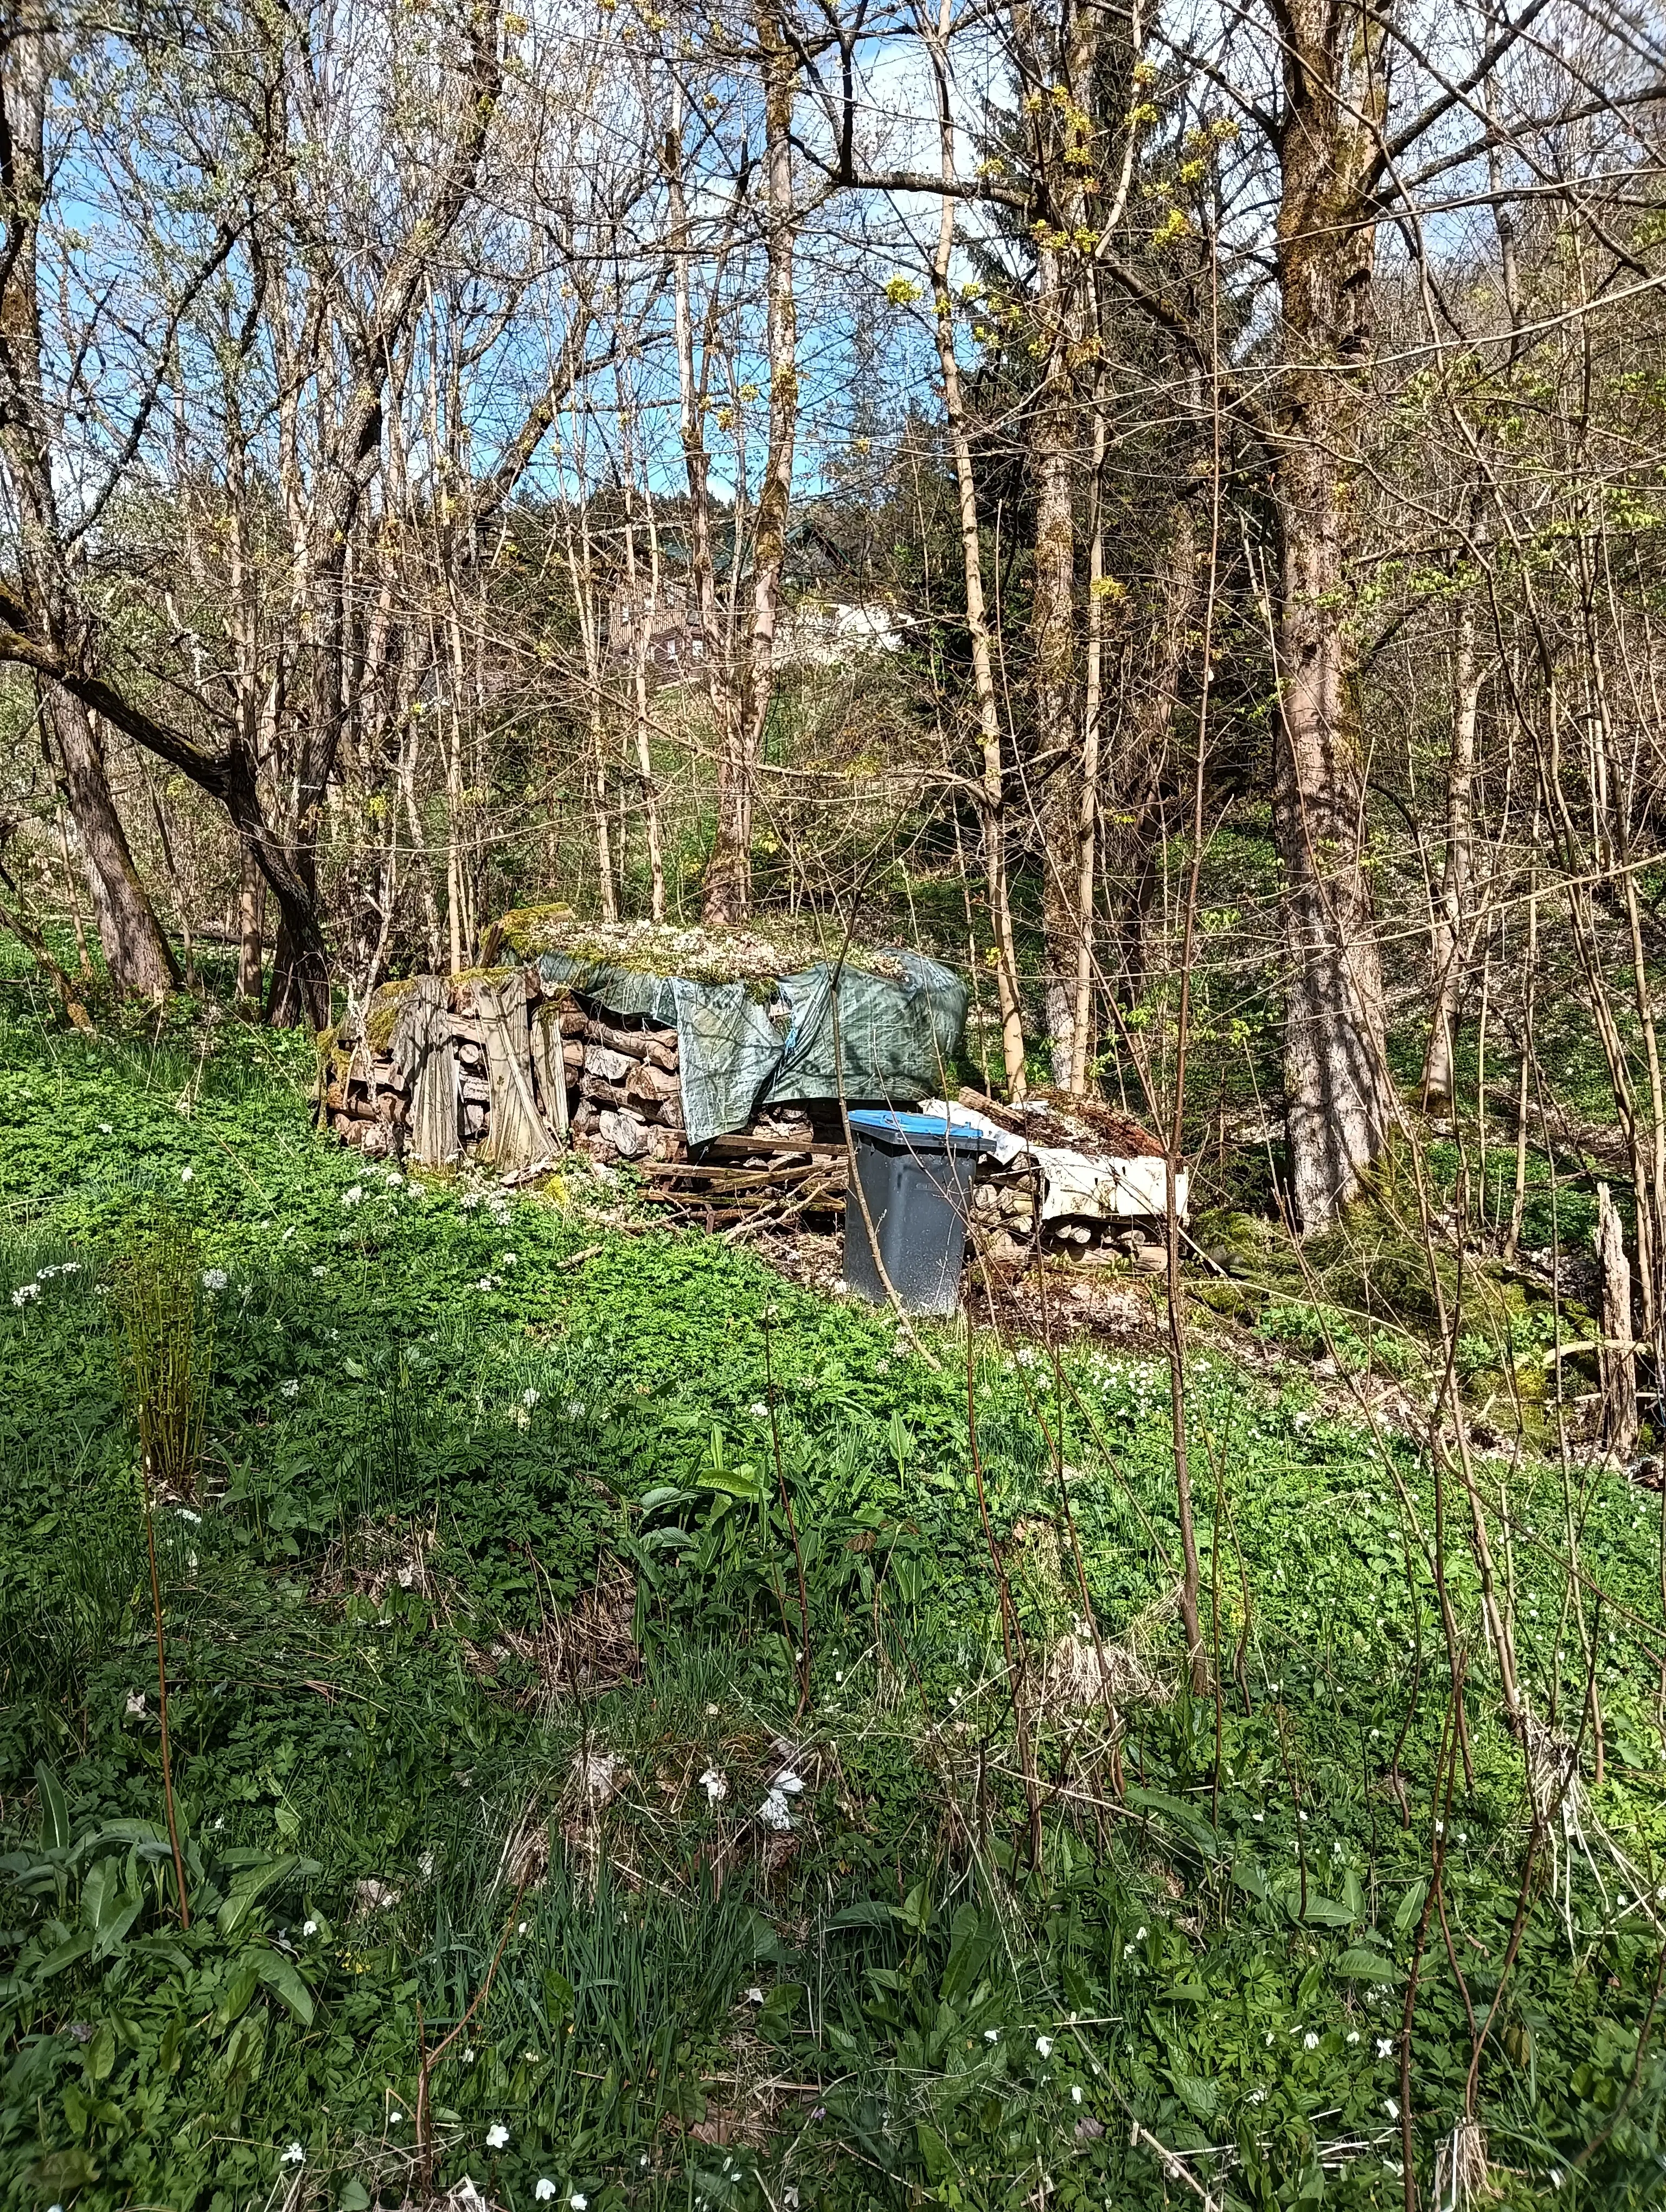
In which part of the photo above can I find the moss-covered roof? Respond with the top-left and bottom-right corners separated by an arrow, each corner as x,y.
493,906 -> 907,986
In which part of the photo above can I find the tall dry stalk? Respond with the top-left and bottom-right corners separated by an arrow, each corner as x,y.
113,1219 -> 212,1928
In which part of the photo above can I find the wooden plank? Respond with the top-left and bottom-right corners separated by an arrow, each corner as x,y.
473,975 -> 552,1167
529,1003 -> 571,1144
390,975 -> 461,1168
700,1133 -> 843,1161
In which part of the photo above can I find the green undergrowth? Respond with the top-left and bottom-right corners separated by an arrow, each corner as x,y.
2,1005 -> 1665,2209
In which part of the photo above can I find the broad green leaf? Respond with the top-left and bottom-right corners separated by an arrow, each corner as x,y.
825,1900 -> 898,1931
35,1763 -> 71,1853
699,1467 -> 766,1503
33,1930 -> 93,1981
216,1854 -> 319,1937
251,1950 -> 315,2024
1299,1893 -> 1355,1927
1335,1947 -> 1401,1984
1393,1879 -> 1428,1937
217,1960 -> 259,2026
940,1905 -> 996,2003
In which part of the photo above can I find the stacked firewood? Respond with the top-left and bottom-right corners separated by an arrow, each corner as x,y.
566,1008 -> 686,1163
324,966 -> 838,1178
320,968 -> 697,1169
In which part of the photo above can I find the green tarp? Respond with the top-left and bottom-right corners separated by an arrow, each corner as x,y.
533,948 -> 967,1149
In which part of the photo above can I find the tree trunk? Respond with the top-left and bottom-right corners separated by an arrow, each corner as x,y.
1597,1181 -> 1638,1464
1069,375 -> 1111,1096
1271,0 -> 1392,1231
50,696 -> 178,999
928,7 -> 1025,1096
706,8 -> 797,926
236,841 -> 266,1004
1422,591 -> 1483,1111
1018,0 -> 1097,1084
1034,231 -> 1083,1085
2,38 -> 175,1001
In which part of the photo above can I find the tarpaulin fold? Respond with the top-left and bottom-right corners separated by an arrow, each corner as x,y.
533,948 -> 967,1150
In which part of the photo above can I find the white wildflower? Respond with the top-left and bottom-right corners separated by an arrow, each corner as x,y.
570,2197 -> 587,2210
699,1768 -> 727,1803
1347,2030 -> 1360,2045
523,1387 -> 540,1409
125,1691 -> 146,1716
280,2144 -> 305,2166
984,2029 -> 999,2042
1036,2035 -> 1054,2057
303,1919 -> 318,1936
1303,2032 -> 1319,2051
749,1401 -> 769,1420
175,1506 -> 202,1523
310,1265 -> 327,1278
12,1282 -> 39,1306
535,2184 -> 557,2203
486,2123 -> 509,2149
100,1121 -> 112,1132
180,1166 -> 193,1182
202,1268 -> 228,1292
280,1379 -> 299,1398
502,1251 -> 516,1266
1377,2039 -> 1394,2058
566,1399 -> 585,1418
341,1185 -> 363,1207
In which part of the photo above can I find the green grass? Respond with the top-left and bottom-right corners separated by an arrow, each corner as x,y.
2,992 -> 1665,2208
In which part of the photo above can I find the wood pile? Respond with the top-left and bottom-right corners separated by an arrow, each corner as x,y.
319,971 -> 846,1231
321,972 -> 1168,1258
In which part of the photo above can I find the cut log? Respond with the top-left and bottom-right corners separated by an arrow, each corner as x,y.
599,1107 -> 650,1160
625,1060 -> 681,1105
578,1072 -> 633,1111
584,1042 -> 636,1086
582,1014 -> 679,1072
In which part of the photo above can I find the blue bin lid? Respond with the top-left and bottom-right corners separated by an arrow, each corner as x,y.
847,1109 -> 988,1152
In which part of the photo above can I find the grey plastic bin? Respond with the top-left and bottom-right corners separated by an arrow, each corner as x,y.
842,1110 -> 988,1316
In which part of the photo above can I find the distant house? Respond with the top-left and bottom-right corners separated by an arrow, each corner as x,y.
606,577 -> 706,681
605,520 -> 907,687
